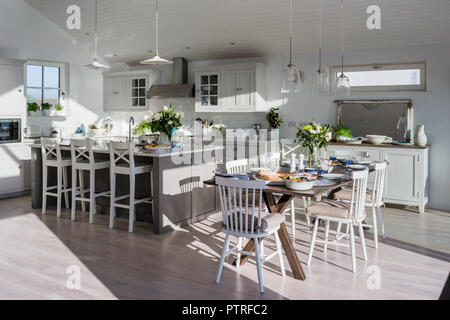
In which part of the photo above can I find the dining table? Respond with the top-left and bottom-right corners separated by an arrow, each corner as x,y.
204,164 -> 375,281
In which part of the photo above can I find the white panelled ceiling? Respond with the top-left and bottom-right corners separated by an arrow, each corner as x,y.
25,0 -> 450,64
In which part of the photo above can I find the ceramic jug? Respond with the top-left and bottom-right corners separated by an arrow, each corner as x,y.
415,125 -> 427,147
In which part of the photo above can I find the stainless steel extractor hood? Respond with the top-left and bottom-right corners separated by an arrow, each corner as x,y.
147,57 -> 194,98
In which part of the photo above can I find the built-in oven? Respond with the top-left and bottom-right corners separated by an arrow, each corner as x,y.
0,118 -> 21,144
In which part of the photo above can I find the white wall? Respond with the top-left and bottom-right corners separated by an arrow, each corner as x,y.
0,0 -> 106,137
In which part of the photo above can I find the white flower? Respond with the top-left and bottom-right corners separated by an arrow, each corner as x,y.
168,120 -> 173,125
175,112 -> 180,119
154,113 -> 161,121
144,114 -> 150,121
179,112 -> 184,120
163,106 -> 168,112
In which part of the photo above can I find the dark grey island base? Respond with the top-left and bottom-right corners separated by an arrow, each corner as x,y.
30,144 -> 219,234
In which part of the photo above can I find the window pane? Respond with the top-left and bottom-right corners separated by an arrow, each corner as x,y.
132,79 -> 139,87
345,69 -> 421,87
201,86 -> 209,95
26,88 -> 42,105
139,88 -> 146,97
210,85 -> 218,95
210,96 -> 218,106
26,65 -> 42,87
201,76 -> 208,85
139,79 -> 146,87
132,98 -> 138,106
43,89 -> 59,105
132,88 -> 139,97
210,75 -> 218,84
201,97 -> 209,106
139,98 -> 146,106
44,66 -> 60,88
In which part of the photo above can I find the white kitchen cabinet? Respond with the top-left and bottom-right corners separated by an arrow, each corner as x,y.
194,63 -> 266,112
103,71 -> 151,111
0,144 -> 30,197
324,144 -> 429,213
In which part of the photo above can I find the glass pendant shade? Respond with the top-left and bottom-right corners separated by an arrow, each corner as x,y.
85,57 -> 111,70
335,73 -> 350,97
281,64 -> 303,93
140,54 -> 173,65
311,67 -> 329,95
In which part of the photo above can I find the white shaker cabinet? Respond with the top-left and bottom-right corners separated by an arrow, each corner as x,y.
325,144 -> 429,214
194,63 -> 266,112
0,145 -> 30,197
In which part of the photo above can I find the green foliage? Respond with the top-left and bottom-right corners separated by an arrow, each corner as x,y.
265,107 -> 283,129
296,122 -> 332,156
27,102 -> 39,112
41,103 -> 52,110
134,104 -> 183,138
55,103 -> 64,111
89,124 -> 99,130
334,126 -> 353,138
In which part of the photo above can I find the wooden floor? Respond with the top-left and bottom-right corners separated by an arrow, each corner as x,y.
0,196 -> 448,300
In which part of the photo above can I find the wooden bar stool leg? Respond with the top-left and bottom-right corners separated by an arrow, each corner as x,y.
56,166 -> 62,218
128,173 -> 135,233
109,172 -> 116,229
89,169 -> 95,223
42,164 -> 48,215
71,168 -> 77,221
62,166 -> 70,209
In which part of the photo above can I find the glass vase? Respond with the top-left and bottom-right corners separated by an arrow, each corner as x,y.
307,146 -> 319,168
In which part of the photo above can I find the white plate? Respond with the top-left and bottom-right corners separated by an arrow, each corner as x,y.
248,167 -> 265,173
352,160 -> 372,165
321,173 -> 346,180
314,179 -> 335,186
346,164 -> 367,170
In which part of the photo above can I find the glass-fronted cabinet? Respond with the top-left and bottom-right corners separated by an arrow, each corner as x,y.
130,77 -> 148,108
196,72 -> 220,110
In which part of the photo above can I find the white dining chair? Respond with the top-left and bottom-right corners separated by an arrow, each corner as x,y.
70,138 -> 110,223
215,176 -> 285,294
225,158 -> 249,174
109,141 -> 153,233
306,169 -> 369,272
41,137 -> 72,217
333,162 -> 387,248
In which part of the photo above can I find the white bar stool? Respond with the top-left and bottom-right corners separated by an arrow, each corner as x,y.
41,138 -> 72,217
70,138 -> 110,223
109,141 -> 153,233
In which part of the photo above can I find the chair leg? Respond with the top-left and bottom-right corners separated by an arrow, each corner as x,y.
349,224 -> 356,272
79,170 -> 86,212
56,166 -> 62,218
128,173 -> 136,233
254,237 -> 264,294
290,201 -> 295,239
358,222 -> 368,261
274,231 -> 286,277
303,197 -> 311,227
377,206 -> 386,240
62,166 -> 70,209
260,239 -> 264,257
89,169 -> 95,224
324,220 -> 330,254
109,172 -> 116,229
307,218 -> 319,265
42,164 -> 47,215
336,222 -> 342,240
71,168 -> 77,221
216,234 -> 231,283
371,206 -> 378,248
236,237 -> 242,268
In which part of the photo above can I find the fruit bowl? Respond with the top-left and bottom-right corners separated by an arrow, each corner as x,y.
366,135 -> 386,145
284,176 -> 315,191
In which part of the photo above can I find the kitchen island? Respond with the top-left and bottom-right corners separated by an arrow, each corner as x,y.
30,142 -> 222,233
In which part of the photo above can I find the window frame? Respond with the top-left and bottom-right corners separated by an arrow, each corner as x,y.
24,60 -> 68,108
329,62 -> 426,92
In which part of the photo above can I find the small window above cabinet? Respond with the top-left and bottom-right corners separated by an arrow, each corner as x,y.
194,63 -> 267,113
103,71 -> 151,111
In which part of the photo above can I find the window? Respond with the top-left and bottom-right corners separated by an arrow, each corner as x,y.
330,62 -> 426,91
25,60 -> 66,105
131,77 -> 147,107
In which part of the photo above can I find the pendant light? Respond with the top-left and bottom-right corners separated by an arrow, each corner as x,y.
85,0 -> 111,70
334,0 -> 350,97
140,0 -> 173,65
281,0 -> 304,93
311,0 -> 329,95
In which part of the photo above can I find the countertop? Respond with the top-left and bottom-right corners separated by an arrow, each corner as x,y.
30,143 -> 224,158
328,142 -> 430,149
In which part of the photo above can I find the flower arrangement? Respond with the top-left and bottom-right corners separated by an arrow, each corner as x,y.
134,104 -> 183,139
265,107 -> 283,130
296,122 -> 331,167
211,124 -> 226,131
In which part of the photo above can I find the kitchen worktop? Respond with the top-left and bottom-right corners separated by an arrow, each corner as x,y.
328,142 -> 430,149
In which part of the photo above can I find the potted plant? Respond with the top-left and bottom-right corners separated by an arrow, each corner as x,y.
27,102 -> 40,117
41,103 -> 52,116
54,103 -> 64,116
333,126 -> 353,142
138,104 -> 183,145
88,124 -> 103,136
265,107 -> 283,130
296,122 -> 331,167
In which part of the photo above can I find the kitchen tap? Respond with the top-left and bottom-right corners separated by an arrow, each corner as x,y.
128,116 -> 135,142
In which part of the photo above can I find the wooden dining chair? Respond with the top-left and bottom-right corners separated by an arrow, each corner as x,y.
215,176 -> 286,294
306,169 -> 369,272
333,162 -> 388,248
